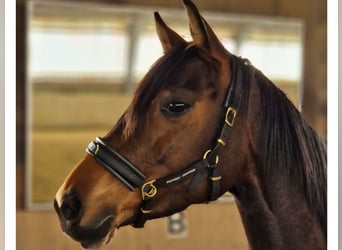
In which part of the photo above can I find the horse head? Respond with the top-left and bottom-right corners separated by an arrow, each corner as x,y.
54,1 -> 249,248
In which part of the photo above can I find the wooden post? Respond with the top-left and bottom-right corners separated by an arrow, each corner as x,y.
16,0 -> 27,209
124,15 -> 145,93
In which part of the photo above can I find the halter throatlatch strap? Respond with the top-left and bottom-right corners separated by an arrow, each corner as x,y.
86,55 -> 252,228
199,55 -> 250,201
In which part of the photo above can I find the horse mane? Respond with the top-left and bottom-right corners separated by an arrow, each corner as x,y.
254,69 -> 327,237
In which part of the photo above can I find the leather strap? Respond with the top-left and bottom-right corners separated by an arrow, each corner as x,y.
133,55 -> 252,227
86,137 -> 145,191
86,55 -> 253,228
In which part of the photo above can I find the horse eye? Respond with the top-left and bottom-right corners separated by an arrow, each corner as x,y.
161,102 -> 190,115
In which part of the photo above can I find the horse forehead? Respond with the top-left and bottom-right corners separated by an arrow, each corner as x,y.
166,61 -> 217,92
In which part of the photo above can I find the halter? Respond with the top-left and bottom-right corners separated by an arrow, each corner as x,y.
86,55 -> 252,228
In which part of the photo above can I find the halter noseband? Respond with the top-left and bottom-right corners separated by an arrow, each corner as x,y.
86,55 -> 252,228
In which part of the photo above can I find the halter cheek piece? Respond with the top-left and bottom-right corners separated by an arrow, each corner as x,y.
86,55 -> 252,228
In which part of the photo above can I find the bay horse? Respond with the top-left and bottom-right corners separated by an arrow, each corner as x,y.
54,0 -> 327,249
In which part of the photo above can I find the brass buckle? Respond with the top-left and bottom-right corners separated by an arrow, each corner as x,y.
140,207 -> 153,214
203,149 -> 219,165
225,107 -> 237,127
141,180 -> 157,200
210,176 -> 222,181
217,138 -> 226,147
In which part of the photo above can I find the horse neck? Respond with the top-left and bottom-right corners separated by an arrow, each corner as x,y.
228,72 -> 326,250
231,172 -> 326,250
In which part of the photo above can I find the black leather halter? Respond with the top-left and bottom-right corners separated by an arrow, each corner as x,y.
86,55 -> 252,228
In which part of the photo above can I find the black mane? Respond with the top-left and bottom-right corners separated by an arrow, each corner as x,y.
255,70 -> 327,237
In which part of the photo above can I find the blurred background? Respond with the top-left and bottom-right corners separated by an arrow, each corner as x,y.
16,0 -> 326,249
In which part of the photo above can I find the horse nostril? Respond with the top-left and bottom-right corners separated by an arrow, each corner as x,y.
60,193 -> 82,222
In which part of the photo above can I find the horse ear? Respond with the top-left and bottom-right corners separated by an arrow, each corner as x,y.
183,0 -> 208,47
183,0 -> 226,54
154,12 -> 186,53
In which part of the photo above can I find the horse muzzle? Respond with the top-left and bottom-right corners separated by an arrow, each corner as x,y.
53,193 -> 115,249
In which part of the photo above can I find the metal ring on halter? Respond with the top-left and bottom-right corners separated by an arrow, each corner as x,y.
141,180 -> 157,200
202,149 -> 219,165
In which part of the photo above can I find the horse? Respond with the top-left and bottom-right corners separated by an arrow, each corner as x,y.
54,0 -> 327,249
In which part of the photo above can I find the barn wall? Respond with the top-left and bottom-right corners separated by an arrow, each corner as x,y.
28,0 -> 326,135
